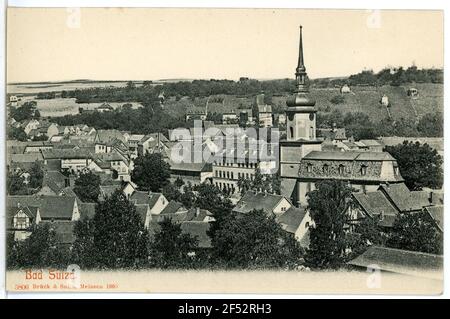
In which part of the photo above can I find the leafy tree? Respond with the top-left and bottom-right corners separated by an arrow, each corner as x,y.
387,211 -> 443,254
212,209 -> 303,269
8,223 -> 69,269
28,162 -> 44,189
151,217 -> 199,268
179,182 -> 196,209
162,182 -> 182,201
92,191 -> 149,268
73,171 -> 101,202
7,126 -> 27,141
237,169 -> 281,195
7,171 -> 26,195
417,112 -> 443,137
131,153 -> 171,192
384,141 -> 443,190
305,180 -> 353,269
11,101 -> 40,122
174,177 -> 185,188
71,218 -> 96,268
347,215 -> 385,258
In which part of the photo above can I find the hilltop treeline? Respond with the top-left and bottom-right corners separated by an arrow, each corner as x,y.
313,66 -> 443,88
60,66 -> 442,104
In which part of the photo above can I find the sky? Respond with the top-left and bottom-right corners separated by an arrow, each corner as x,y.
7,8 -> 443,83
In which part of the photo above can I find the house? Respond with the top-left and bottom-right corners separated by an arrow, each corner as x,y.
186,207 -> 215,222
7,152 -> 44,172
156,201 -> 188,220
37,170 -> 72,196
93,151 -> 130,181
129,191 -> 169,216
253,94 -> 273,127
346,183 -> 435,229
222,111 -> 238,124
135,204 -> 152,229
317,127 -> 347,142
128,134 -> 145,157
99,183 -> 123,200
348,246 -> 443,280
358,139 -> 383,152
276,206 -> 312,247
22,119 -> 40,135
9,95 -> 19,106
185,107 -> 207,121
168,159 -> 213,185
6,205 -> 40,241
23,141 -> 53,153
340,84 -> 351,94
233,191 -> 292,217
96,103 -> 114,112
137,133 -> 169,156
42,148 -> 94,174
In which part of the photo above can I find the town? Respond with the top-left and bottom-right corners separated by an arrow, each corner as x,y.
6,27 -> 443,277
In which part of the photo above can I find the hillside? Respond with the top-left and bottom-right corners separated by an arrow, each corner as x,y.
163,83 -> 443,123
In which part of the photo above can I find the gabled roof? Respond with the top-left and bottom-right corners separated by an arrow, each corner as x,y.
180,221 -> 212,248
233,191 -> 288,215
159,201 -> 185,216
130,191 -> 162,209
360,139 -> 383,147
42,170 -> 68,194
186,208 -> 212,222
276,207 -> 307,234
135,204 -> 150,224
379,183 -> 430,212
425,205 -> 444,232
95,129 -> 126,144
41,148 -> 93,160
348,246 -> 443,280
352,191 -> 398,227
6,206 -> 38,229
7,195 -> 76,220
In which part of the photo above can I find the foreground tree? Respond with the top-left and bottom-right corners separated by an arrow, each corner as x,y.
71,217 -> 96,268
386,211 -> 443,255
7,223 -> 69,269
73,171 -> 101,202
151,217 -> 199,268
7,171 -> 26,195
92,191 -> 149,268
384,141 -> 443,190
305,180 -> 353,269
212,209 -> 303,269
131,153 -> 171,192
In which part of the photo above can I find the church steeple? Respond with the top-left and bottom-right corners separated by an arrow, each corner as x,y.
287,26 -> 315,108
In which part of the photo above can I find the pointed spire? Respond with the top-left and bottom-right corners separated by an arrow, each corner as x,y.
297,25 -> 305,72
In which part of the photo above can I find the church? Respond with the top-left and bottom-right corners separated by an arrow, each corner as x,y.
279,27 -> 404,207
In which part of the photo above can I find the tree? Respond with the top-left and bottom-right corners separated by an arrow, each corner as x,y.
73,171 -> 101,202
71,217 -> 96,268
28,162 -> 44,189
179,182 -> 195,209
417,112 -> 443,137
151,217 -> 199,268
387,211 -> 443,254
32,134 -> 48,141
11,101 -> 40,122
7,126 -> 27,141
7,171 -> 26,195
212,209 -> 303,269
8,223 -> 69,269
305,180 -> 353,269
131,153 -> 171,192
384,141 -> 443,190
237,169 -> 281,196
92,191 -> 149,268
162,182 -> 182,201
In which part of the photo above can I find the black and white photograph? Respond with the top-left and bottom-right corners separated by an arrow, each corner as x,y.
1,5 -> 445,296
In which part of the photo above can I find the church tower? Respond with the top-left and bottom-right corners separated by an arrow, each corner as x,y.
280,26 -> 322,203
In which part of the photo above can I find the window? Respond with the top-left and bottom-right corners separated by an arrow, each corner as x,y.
14,212 -> 30,229
215,171 -> 218,177
290,127 -> 294,139
338,164 -> 345,175
310,126 -> 314,139
306,163 -> 312,173
322,164 -> 329,174
231,172 -> 234,179
361,165 -> 367,176
226,171 -> 230,179
281,207 -> 287,212
394,166 -> 399,175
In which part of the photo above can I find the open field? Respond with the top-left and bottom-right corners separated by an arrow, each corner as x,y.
18,96 -> 143,117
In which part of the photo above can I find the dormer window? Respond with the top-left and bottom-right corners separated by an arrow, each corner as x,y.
306,163 -> 313,173
322,164 -> 329,174
361,164 -> 368,176
394,166 -> 399,175
338,164 -> 345,175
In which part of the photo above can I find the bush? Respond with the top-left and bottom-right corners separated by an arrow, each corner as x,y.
330,95 -> 345,105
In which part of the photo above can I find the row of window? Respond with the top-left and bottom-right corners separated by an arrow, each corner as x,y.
215,161 -> 257,168
305,163 -> 370,176
214,170 -> 255,180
